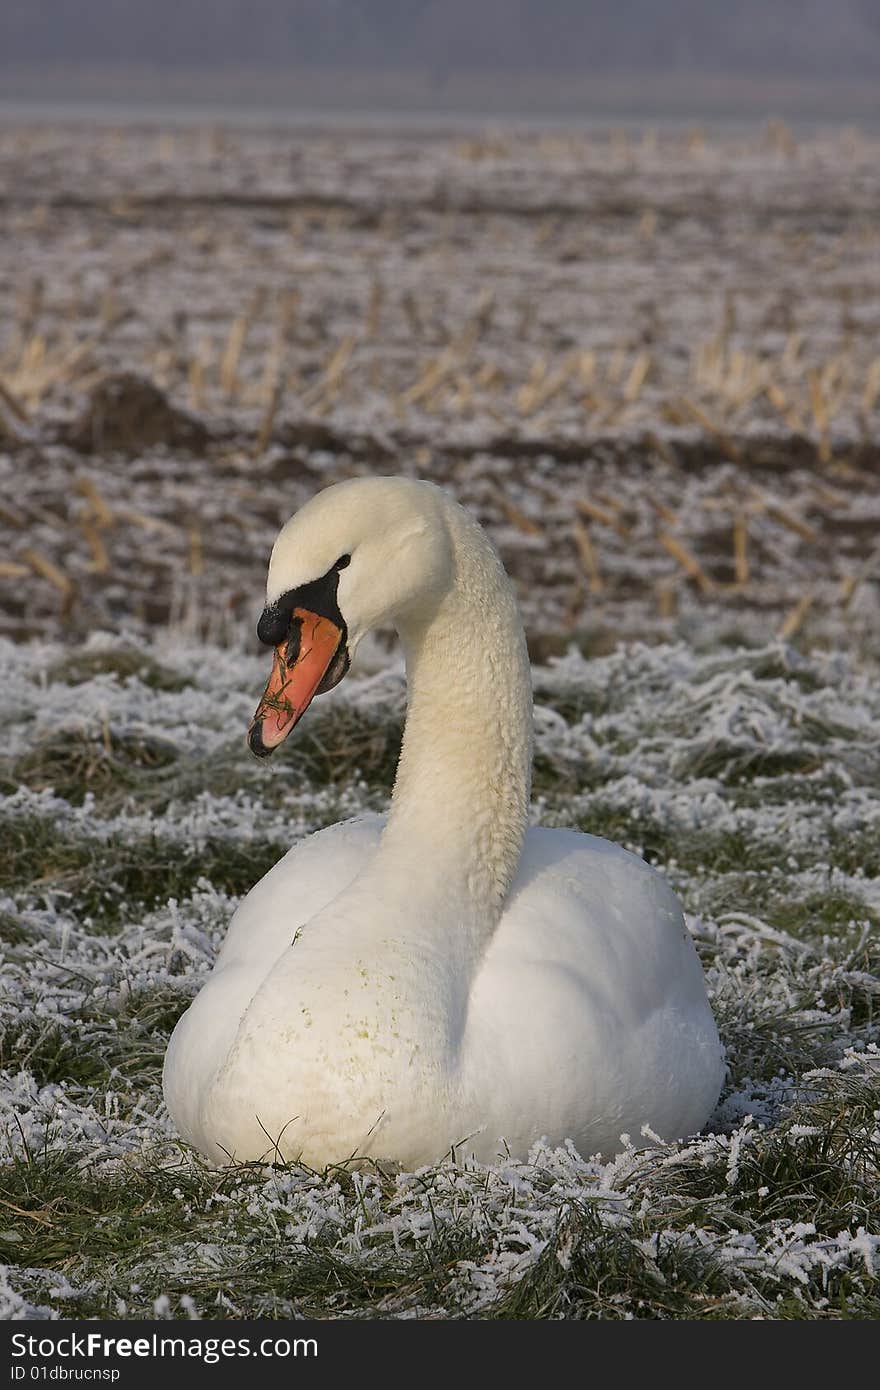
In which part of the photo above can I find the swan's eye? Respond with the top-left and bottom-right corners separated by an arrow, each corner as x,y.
335,554 -> 351,570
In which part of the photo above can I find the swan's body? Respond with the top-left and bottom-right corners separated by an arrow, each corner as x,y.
164,478 -> 724,1166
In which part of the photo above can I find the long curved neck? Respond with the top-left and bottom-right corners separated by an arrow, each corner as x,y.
376,504 -> 533,928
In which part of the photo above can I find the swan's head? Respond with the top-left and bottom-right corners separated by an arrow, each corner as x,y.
248,477 -> 453,756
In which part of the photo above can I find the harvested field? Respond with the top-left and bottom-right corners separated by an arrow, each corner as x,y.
1,119 -> 879,653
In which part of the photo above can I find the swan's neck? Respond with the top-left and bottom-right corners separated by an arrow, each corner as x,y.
377,508 -> 533,928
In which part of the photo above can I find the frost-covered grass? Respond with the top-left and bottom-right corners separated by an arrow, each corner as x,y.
0,633 -> 878,1319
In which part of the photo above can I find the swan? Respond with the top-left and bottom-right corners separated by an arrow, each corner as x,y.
163,476 -> 724,1167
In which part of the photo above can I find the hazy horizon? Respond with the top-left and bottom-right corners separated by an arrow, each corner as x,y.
4,0 -> 880,80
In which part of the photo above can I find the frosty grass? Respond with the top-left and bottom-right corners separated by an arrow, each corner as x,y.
0,632 -> 878,1319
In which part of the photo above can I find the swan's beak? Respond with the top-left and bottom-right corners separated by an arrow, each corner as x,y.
248,608 -> 345,757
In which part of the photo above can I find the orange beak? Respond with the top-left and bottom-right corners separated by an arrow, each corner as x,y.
248,607 -> 344,757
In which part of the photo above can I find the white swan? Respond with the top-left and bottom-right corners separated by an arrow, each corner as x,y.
163,477 -> 724,1167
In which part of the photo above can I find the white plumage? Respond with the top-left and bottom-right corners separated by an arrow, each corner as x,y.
163,477 -> 724,1166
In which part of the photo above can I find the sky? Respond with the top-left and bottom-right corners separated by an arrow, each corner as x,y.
3,0 -> 880,78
